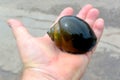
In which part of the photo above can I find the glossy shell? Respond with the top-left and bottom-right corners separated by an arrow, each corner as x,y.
47,16 -> 97,54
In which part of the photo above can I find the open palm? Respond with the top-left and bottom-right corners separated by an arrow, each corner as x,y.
8,4 -> 104,80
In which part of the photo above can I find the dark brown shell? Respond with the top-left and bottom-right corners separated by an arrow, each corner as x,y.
47,16 -> 97,54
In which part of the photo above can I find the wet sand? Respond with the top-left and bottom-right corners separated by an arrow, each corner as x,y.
0,0 -> 120,80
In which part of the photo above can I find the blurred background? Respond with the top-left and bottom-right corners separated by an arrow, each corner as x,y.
0,0 -> 120,80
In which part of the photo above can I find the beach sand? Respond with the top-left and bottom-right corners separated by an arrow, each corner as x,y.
0,0 -> 120,80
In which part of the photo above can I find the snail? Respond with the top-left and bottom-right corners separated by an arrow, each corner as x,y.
47,16 -> 97,54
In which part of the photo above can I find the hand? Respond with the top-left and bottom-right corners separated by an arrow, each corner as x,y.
8,4 -> 104,80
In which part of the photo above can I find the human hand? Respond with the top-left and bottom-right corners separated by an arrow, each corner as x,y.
8,4 -> 104,80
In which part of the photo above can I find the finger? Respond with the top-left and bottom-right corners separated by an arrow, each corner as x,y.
85,8 -> 99,27
86,18 -> 104,58
55,7 -> 74,22
93,18 -> 104,41
77,4 -> 93,19
50,7 -> 74,28
8,19 -> 32,41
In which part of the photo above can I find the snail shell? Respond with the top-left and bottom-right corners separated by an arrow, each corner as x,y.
47,16 -> 97,54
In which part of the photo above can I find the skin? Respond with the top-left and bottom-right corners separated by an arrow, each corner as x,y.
8,4 -> 104,80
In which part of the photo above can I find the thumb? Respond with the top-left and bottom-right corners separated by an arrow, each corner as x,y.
8,19 -> 32,42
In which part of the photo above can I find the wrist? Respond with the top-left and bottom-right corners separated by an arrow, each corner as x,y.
22,68 -> 57,80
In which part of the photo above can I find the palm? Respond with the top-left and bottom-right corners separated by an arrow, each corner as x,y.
16,33 -> 90,79
8,4 -> 104,80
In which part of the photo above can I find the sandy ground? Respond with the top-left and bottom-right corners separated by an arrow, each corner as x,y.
0,0 -> 120,80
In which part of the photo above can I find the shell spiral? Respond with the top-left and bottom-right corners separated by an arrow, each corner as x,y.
47,16 -> 97,54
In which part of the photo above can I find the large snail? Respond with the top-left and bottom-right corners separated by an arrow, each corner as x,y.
47,16 -> 97,54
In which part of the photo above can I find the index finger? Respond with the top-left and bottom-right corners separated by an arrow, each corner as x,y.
55,7 -> 74,23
